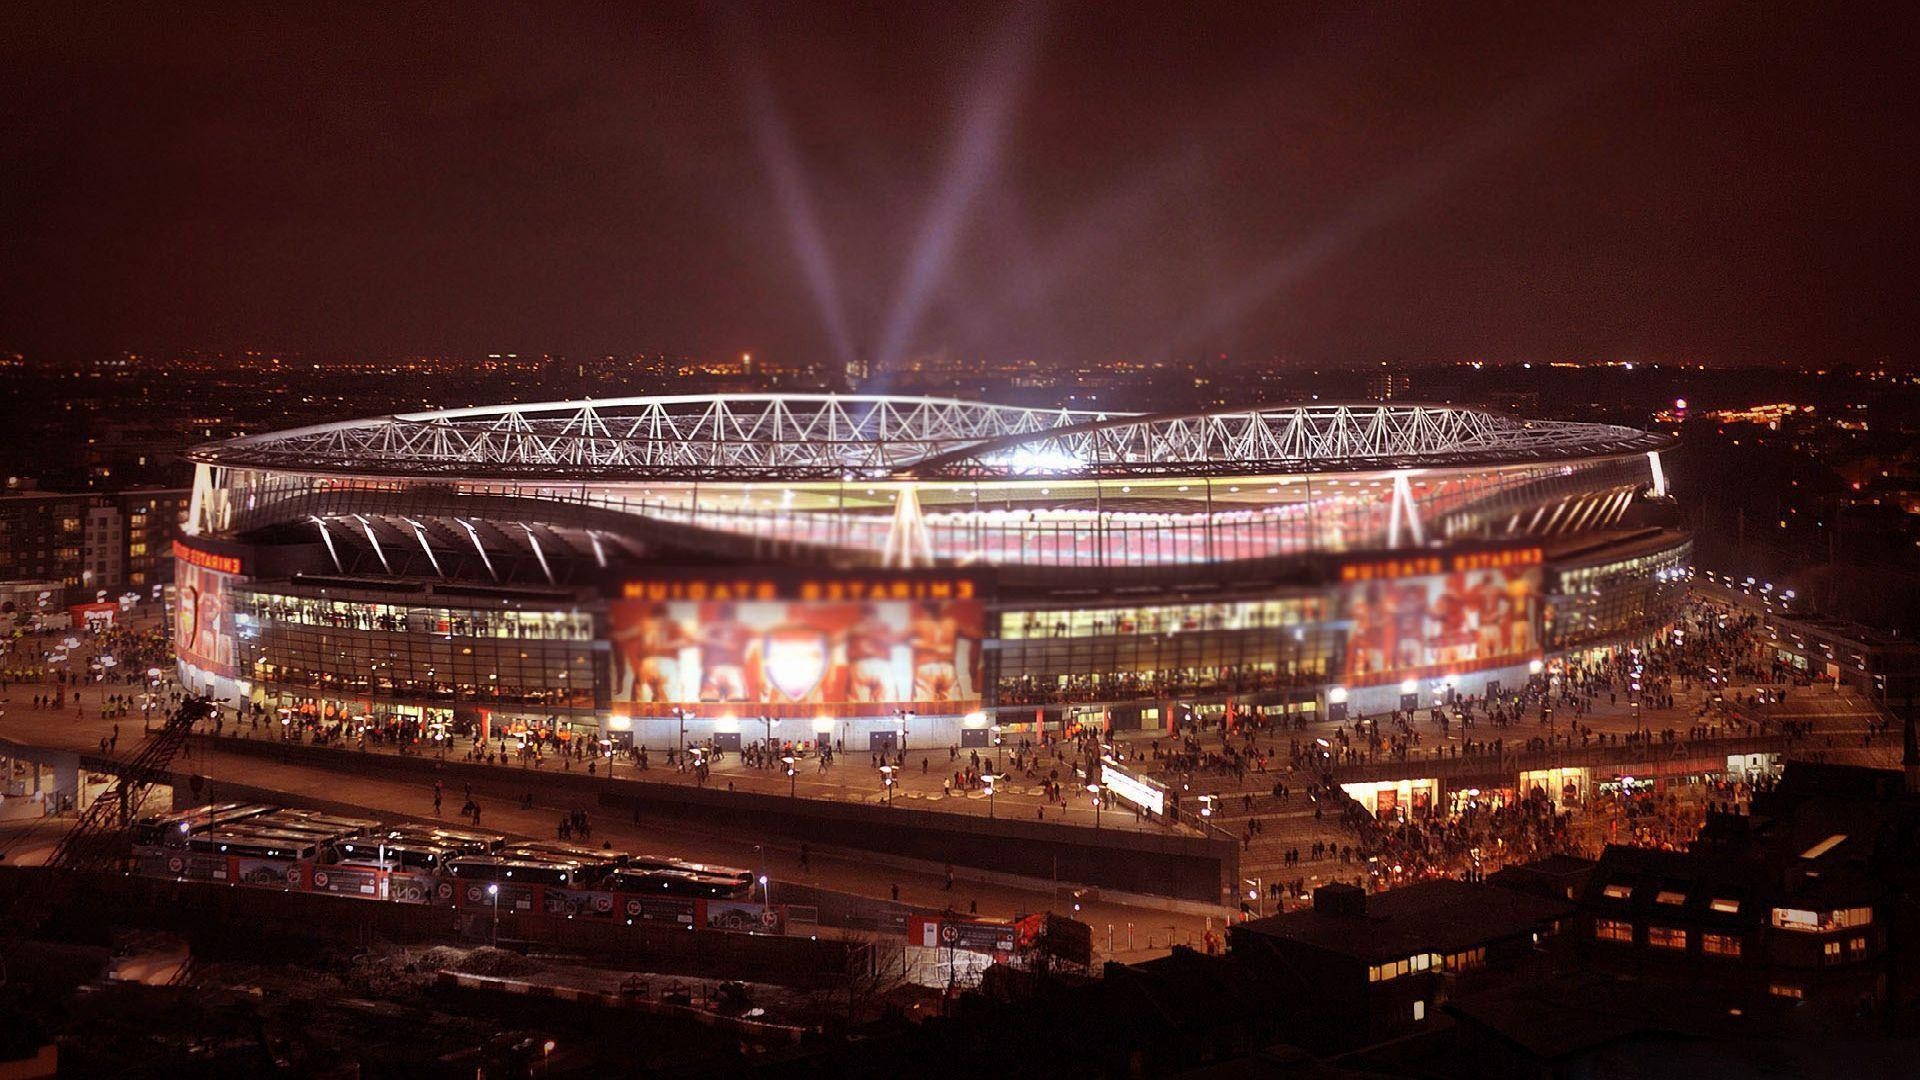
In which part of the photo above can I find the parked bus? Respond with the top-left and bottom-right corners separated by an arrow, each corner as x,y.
623,854 -> 754,893
389,825 -> 506,855
130,803 -> 275,848
183,826 -> 324,887
602,867 -> 754,901
322,837 -> 453,902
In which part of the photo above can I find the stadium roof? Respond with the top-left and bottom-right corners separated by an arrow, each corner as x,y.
190,393 -> 1673,483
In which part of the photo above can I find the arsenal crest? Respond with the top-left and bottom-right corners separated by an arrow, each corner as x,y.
762,626 -> 829,702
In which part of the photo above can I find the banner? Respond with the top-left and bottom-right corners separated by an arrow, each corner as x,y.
1338,565 -> 1540,686
609,591 -> 984,716
174,556 -> 239,678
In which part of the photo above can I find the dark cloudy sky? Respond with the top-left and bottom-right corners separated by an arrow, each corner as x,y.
0,2 -> 1911,369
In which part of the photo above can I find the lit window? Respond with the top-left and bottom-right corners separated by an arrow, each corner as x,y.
1595,919 -> 1633,942
1769,984 -> 1804,1000
1848,937 -> 1868,957
1655,890 -> 1686,906
1602,883 -> 1631,900
1702,933 -> 1742,957
1709,898 -> 1740,914
1823,941 -> 1842,964
1412,1000 -> 1426,1022
1648,926 -> 1688,950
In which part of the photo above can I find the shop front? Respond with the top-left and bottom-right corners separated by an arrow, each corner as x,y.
1518,766 -> 1590,808
1340,777 -> 1440,819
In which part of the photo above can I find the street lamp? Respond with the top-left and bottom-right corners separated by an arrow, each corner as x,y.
672,706 -> 693,757
895,708 -> 914,751
879,763 -> 896,806
1245,877 -> 1264,918
1199,794 -> 1217,820
783,755 -> 797,797
1088,783 -> 1103,829
487,882 -> 500,945
762,713 -> 773,759
990,723 -> 1003,772
981,773 -> 1000,819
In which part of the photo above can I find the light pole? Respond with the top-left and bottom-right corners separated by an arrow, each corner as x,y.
1245,877 -> 1264,918
487,882 -> 500,945
1088,783 -> 1103,829
982,773 -> 1000,819
762,713 -> 773,759
991,724 -> 1002,772
672,706 -> 693,758
895,709 -> 914,752
783,755 -> 797,797
879,763 -> 895,806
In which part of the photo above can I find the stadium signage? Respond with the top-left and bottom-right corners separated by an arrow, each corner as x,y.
1100,756 -> 1166,816
622,576 -> 977,603
1339,546 -> 1541,582
171,539 -> 243,576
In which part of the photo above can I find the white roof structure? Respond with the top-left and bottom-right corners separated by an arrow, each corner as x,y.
192,394 -> 1671,482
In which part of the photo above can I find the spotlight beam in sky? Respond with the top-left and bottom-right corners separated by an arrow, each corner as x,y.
871,3 -> 1046,377
734,46 -> 859,378
1149,8 -> 1696,361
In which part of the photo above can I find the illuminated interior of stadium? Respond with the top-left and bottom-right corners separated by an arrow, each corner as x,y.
187,395 -> 1673,575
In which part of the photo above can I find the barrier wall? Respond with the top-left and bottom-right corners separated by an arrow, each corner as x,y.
167,736 -> 1238,904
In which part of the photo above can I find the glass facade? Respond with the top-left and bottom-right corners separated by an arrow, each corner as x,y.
1543,538 -> 1691,651
992,596 -> 1338,706
235,585 -> 601,711
239,590 -> 593,641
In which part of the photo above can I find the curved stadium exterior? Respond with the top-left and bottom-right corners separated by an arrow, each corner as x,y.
172,395 -> 1691,749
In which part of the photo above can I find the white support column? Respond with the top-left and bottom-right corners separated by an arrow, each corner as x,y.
404,518 -> 445,578
519,524 -> 556,585
310,516 -> 343,573
883,485 -> 934,568
1393,471 -> 1426,546
354,514 -> 393,574
1647,450 -> 1668,498
456,518 -> 499,582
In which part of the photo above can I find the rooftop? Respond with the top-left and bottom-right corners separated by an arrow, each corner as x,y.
1233,879 -> 1575,963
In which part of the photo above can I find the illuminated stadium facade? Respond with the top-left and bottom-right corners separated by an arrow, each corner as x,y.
174,395 -> 1691,749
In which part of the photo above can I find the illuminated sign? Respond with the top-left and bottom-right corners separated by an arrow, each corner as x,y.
1340,546 -> 1541,582
622,576 -> 976,603
172,539 -> 243,576
1100,757 -> 1166,816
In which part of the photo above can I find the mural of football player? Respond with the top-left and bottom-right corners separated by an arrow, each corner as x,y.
611,605 -> 696,703
908,602 -> 971,702
698,602 -> 753,702
845,603 -> 902,703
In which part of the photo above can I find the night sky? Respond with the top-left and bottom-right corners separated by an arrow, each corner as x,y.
1,2 -> 1910,369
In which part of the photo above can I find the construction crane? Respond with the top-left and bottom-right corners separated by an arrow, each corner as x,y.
2,697 -> 216,952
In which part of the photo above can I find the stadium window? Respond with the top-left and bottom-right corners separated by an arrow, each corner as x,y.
1647,926 -> 1687,950
1595,919 -> 1633,943
1702,933 -> 1742,957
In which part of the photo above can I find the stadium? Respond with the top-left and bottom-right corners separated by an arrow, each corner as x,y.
173,394 -> 1691,750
